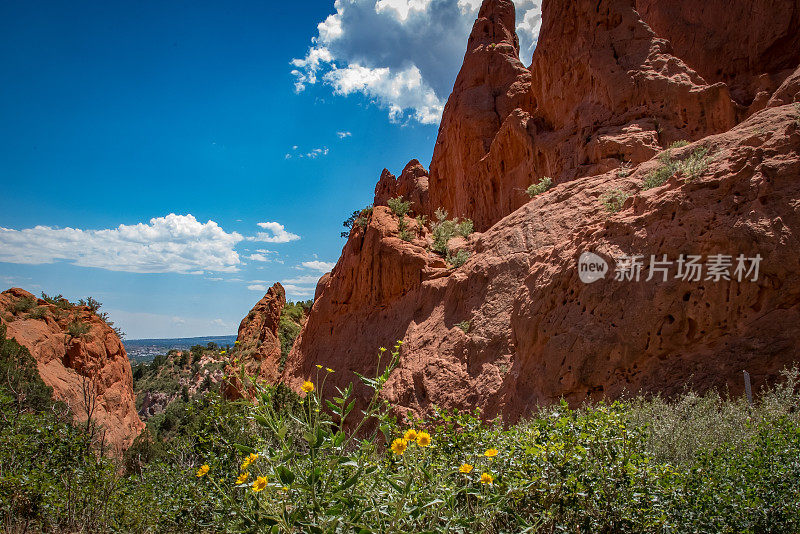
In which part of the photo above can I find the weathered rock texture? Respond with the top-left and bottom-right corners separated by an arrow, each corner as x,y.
0,288 -> 144,450
225,283 -> 286,397
283,0 -> 800,421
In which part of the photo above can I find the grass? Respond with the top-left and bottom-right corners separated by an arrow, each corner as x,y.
601,189 -> 631,213
526,176 -> 553,197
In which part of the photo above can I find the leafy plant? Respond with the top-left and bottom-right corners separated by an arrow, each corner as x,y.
526,176 -> 553,197
643,145 -> 711,189
28,306 -> 47,320
617,161 -> 632,178
456,320 -> 470,333
601,189 -> 631,213
446,249 -> 470,268
456,219 -> 473,238
431,208 -> 456,255
387,195 -> 411,218
40,292 -> 73,309
415,215 -> 428,236
669,139 -> 689,149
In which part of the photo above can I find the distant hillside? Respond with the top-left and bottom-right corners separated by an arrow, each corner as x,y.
125,335 -> 237,362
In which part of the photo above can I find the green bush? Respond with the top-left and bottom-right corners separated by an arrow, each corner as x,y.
643,145 -> 711,189
446,249 -> 470,268
456,320 -> 470,333
28,306 -> 48,319
456,219 -> 473,238
601,188 -> 631,212
40,292 -> 73,309
341,206 -> 373,237
12,296 -> 37,314
66,320 -> 90,338
526,176 -> 553,197
387,196 -> 411,218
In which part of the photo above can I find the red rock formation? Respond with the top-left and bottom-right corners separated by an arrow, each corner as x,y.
225,283 -> 286,397
0,288 -> 144,451
283,0 -> 800,422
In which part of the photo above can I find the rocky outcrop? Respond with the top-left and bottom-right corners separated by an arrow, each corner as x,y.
283,0 -> 800,422
0,288 -> 144,451
225,283 -> 286,397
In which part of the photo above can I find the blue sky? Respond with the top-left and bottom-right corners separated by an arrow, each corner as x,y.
0,0 -> 540,339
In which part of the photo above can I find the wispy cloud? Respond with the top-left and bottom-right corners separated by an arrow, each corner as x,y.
336,131 -> 352,139
300,260 -> 335,272
285,145 -> 330,159
0,214 -> 243,274
247,253 -> 271,262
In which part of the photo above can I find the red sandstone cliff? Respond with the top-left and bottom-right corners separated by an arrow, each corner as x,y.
225,283 -> 286,397
281,0 -> 800,421
0,288 -> 144,451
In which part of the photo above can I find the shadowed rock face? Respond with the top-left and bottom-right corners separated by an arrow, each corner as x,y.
0,288 -> 144,451
285,0 -> 800,422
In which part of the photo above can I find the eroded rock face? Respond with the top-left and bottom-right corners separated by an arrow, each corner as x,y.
0,288 -> 144,451
225,283 -> 286,397
284,0 -> 800,422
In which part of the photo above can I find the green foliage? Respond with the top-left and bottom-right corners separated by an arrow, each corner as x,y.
446,249 -> 470,268
78,296 -> 102,312
431,208 -> 457,255
4,320 -> 800,533
28,306 -> 48,320
40,292 -> 73,309
387,195 -> 411,218
456,218 -> 473,238
617,161 -> 632,178
11,295 -> 37,314
278,300 -> 311,369
66,320 -> 90,338
526,176 -> 553,197
669,139 -> 690,148
456,320 -> 470,333
643,145 -> 711,189
341,205 -> 373,237
601,188 -> 631,213
414,214 -> 428,235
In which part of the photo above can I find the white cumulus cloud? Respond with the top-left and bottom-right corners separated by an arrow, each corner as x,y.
249,222 -> 301,243
290,0 -> 541,125
0,214 -> 243,274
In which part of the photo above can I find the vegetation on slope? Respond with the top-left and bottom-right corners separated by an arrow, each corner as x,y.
2,327 -> 799,533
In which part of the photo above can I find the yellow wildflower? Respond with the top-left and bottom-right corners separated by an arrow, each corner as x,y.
221,350 -> 226,354
379,347 -> 387,352
416,431 -> 432,447
252,476 -> 268,493
236,472 -> 249,484
480,472 -> 494,485
196,464 -> 209,477
459,463 -> 473,474
301,381 -> 314,393
316,364 -> 322,369
390,438 -> 408,455
234,340 -> 240,345
241,452 -> 258,470
326,368 -> 334,373
484,448 -> 498,458
403,429 -> 418,441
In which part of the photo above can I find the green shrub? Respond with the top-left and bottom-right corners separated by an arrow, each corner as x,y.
643,145 -> 711,189
446,249 -> 470,268
601,189 -> 631,212
456,218 -> 473,238
40,292 -> 73,309
387,195 -> 411,218
341,206 -> 373,237
526,176 -> 553,197
669,139 -> 690,149
12,296 -> 37,314
67,320 -> 90,338
617,161 -> 632,178
456,320 -> 470,333
28,306 -> 47,319
415,214 -> 428,236
431,208 -> 457,255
